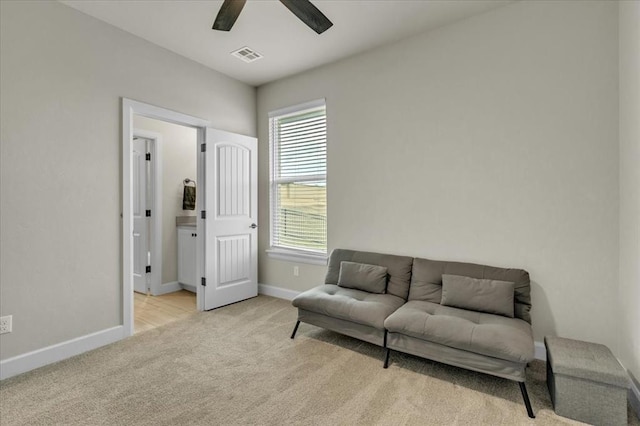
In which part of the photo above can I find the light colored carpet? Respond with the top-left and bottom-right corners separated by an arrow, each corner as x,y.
1,296 -> 638,425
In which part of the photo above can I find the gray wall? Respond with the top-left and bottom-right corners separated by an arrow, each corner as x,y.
133,116 -> 198,286
257,0 -> 620,349
0,1 -> 256,360
618,0 -> 640,388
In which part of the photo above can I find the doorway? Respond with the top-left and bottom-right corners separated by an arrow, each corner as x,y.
133,117 -> 199,297
122,98 -> 258,338
123,99 -> 208,337
131,116 -> 200,332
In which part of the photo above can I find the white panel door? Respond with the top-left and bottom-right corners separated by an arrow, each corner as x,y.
132,137 -> 149,294
204,128 -> 257,310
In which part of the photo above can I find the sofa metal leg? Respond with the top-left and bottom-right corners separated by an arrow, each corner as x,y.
290,321 -> 300,339
518,382 -> 535,418
383,348 -> 391,369
382,331 -> 391,368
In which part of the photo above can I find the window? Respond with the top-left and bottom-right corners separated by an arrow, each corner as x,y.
268,100 -> 327,264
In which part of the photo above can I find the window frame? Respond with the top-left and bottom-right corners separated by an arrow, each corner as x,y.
266,99 -> 328,265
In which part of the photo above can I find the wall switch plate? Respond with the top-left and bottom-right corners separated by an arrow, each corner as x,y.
0,315 -> 12,334
293,266 -> 299,276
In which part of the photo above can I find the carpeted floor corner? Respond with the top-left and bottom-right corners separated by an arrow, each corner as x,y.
1,296 -> 638,425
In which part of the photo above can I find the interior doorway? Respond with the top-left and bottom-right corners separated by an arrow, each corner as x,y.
133,117 -> 199,297
122,98 -> 259,338
122,99 -> 209,337
131,116 -> 199,332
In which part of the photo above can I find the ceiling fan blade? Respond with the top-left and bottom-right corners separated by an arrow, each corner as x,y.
279,0 -> 333,34
212,0 -> 246,31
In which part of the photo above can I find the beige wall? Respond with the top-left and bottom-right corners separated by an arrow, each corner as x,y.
0,1 -> 255,360
257,0 -> 620,349
619,0 -> 640,388
133,116 -> 197,286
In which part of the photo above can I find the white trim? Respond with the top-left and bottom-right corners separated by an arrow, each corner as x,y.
133,128 -> 163,297
180,283 -> 197,293
196,126 -> 205,311
122,98 -> 210,336
0,326 -> 123,380
266,248 -> 328,265
153,281 -> 182,296
258,283 -> 301,301
534,340 -> 546,361
123,102 -> 133,336
268,98 -> 326,118
195,124 -> 208,311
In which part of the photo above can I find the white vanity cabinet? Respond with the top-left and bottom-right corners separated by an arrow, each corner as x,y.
177,226 -> 197,290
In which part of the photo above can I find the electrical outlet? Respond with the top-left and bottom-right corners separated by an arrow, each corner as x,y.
0,315 -> 12,334
293,266 -> 299,277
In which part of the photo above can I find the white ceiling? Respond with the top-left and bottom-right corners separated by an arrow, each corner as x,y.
60,0 -> 513,87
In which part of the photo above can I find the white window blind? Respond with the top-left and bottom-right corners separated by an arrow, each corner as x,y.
269,101 -> 327,255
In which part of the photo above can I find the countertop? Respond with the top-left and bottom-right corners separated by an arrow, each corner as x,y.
176,216 -> 197,227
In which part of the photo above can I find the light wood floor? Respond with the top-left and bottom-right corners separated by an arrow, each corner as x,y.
134,290 -> 196,334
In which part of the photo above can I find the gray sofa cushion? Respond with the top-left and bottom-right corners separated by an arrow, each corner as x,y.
338,261 -> 388,294
441,274 -> 515,318
292,284 -> 405,330
325,249 -> 413,300
408,258 -> 532,323
384,300 -> 534,363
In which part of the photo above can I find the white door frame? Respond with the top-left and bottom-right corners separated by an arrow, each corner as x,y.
132,128 -> 163,296
122,98 -> 209,337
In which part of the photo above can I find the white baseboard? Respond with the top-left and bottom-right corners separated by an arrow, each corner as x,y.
179,283 -> 197,294
153,281 -> 181,296
258,283 -> 300,301
0,325 -> 124,380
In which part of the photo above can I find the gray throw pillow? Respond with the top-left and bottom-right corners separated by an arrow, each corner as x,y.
441,274 -> 515,318
338,261 -> 388,294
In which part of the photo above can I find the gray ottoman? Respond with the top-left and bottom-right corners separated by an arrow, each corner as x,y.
545,336 -> 630,426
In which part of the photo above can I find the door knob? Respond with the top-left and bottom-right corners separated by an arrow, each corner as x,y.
250,223 -> 257,229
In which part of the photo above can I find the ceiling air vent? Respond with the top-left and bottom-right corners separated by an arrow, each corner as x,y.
231,46 -> 263,63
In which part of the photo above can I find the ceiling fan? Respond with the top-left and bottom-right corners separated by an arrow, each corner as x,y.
213,0 -> 333,35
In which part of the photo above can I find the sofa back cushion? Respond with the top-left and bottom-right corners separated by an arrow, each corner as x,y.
441,274 -> 515,318
409,258 -> 532,323
326,249 -> 413,300
338,261 -> 388,294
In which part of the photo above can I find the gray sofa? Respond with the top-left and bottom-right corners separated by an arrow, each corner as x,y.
291,249 -> 536,418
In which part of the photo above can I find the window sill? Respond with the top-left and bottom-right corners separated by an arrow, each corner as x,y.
266,248 -> 328,266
